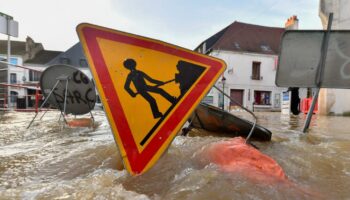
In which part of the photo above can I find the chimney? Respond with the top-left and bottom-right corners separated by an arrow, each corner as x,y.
285,15 -> 299,30
24,36 -> 44,61
25,36 -> 34,52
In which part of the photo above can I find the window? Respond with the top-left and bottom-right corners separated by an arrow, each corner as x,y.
0,57 -> 18,64
228,67 -> 234,74
79,59 -> 88,67
202,96 -> 213,104
10,58 -> 18,65
218,92 -> 224,108
59,57 -> 70,65
233,42 -> 240,49
10,73 -> 17,84
254,91 -> 271,105
10,91 -> 18,103
260,45 -> 272,52
29,70 -> 42,81
251,61 -> 261,80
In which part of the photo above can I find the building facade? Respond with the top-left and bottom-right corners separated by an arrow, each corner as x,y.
208,50 -> 283,111
196,21 -> 305,111
0,37 -> 61,109
47,43 -> 91,78
47,42 -> 101,105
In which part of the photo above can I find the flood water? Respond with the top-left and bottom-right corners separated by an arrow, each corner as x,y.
0,110 -> 349,199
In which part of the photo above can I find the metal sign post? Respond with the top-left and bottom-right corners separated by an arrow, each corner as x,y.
27,80 -> 62,128
302,13 -> 333,133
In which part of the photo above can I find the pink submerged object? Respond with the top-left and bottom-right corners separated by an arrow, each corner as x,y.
200,137 -> 287,183
197,137 -> 322,198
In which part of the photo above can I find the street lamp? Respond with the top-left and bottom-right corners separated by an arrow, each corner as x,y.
221,76 -> 226,110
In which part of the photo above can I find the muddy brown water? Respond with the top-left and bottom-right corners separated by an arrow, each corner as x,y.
0,111 -> 349,199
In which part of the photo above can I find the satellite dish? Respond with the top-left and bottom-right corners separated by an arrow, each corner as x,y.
40,64 -> 96,115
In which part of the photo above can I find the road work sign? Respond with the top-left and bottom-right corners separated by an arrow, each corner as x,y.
77,23 -> 226,175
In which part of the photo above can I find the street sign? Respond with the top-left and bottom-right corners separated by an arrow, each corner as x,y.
276,30 -> 350,88
77,23 -> 226,175
0,15 -> 18,37
40,65 -> 96,115
281,91 -> 291,115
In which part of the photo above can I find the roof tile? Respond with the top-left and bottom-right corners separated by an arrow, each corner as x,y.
196,21 -> 285,55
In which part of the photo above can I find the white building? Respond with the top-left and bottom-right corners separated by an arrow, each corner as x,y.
318,0 -> 350,115
0,37 -> 61,108
196,20 -> 305,111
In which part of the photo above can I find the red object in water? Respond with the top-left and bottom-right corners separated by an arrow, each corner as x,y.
67,118 -> 93,128
301,98 -> 318,114
201,137 -> 287,183
35,88 -> 40,113
197,137 -> 321,198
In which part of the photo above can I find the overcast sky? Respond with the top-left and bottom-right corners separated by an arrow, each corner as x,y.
0,0 -> 322,51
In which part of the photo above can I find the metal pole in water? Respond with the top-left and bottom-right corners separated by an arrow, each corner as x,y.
63,79 -> 69,116
302,13 -> 333,133
60,78 -> 70,124
302,88 -> 320,132
27,80 -> 61,128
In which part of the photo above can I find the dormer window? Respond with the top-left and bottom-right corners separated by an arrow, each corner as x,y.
79,59 -> 88,67
233,42 -> 240,49
260,45 -> 271,52
59,57 -> 70,65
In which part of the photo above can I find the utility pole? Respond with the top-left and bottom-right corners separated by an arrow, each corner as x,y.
6,14 -> 12,108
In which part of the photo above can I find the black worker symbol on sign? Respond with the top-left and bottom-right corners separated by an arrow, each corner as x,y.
123,58 -> 206,120
123,58 -> 176,118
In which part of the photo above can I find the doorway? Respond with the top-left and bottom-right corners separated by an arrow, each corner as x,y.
230,89 -> 244,108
